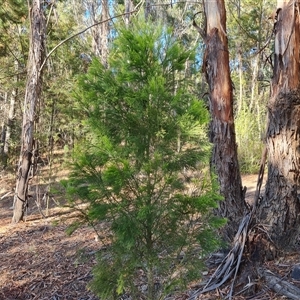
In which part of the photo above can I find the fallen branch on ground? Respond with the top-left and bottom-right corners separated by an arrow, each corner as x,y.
189,147 -> 268,300
189,212 -> 251,300
1,191 -> 13,200
258,268 -> 300,300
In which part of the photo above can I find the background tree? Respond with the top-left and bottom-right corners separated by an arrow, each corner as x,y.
66,16 -> 224,299
83,0 -> 110,65
0,0 -> 27,169
35,0 -> 90,214
12,0 -> 46,222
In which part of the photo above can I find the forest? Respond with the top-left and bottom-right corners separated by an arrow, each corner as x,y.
1,0 -> 300,299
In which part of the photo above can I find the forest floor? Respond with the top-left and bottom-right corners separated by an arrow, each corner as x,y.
0,164 -> 299,300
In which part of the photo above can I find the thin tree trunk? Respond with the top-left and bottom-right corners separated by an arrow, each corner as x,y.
0,121 -> 6,163
91,2 -> 100,57
237,0 -> 243,113
249,0 -> 264,111
203,0 -> 245,240
12,0 -> 45,223
0,92 -> 8,165
100,0 -> 109,67
249,53 -> 259,110
237,44 -> 243,113
124,0 -> 133,27
89,0 -> 109,66
3,61 -> 18,166
145,0 -> 151,20
258,0 -> 300,249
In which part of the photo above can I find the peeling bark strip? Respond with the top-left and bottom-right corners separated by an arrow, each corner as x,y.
258,0 -> 300,249
12,0 -> 45,223
272,0 -> 299,97
203,0 -> 245,239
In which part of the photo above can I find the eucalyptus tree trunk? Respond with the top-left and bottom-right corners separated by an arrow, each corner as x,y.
12,0 -> 45,223
249,0 -> 264,111
237,0 -> 243,113
124,0 -> 133,27
3,60 -> 18,167
0,121 -> 5,158
0,92 -> 8,165
90,1 -> 101,57
1,89 -> 16,168
90,0 -> 109,66
203,0 -> 245,240
145,0 -> 151,20
258,0 -> 300,249
100,0 -> 109,66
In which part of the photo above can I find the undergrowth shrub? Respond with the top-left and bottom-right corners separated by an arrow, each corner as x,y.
65,16 -> 225,300
235,108 -> 265,174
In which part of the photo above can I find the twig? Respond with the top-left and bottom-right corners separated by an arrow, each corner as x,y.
1,191 -> 13,200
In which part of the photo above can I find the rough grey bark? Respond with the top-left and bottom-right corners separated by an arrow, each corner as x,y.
258,0 -> 300,249
202,0 -> 245,240
12,0 -> 45,223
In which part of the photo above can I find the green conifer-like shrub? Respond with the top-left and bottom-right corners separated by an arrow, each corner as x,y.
66,17 -> 225,300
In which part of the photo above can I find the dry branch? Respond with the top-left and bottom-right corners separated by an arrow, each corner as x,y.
1,191 -> 13,200
258,268 -> 300,300
189,147 -> 268,300
189,212 -> 251,300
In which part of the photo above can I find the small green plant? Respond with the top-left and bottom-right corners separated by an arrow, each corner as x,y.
66,16 -> 225,300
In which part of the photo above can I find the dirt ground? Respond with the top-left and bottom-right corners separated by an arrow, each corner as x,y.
242,174 -> 265,207
0,165 -> 104,300
0,170 -> 299,300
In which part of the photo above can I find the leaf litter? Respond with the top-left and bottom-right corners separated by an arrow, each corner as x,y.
1,173 -> 300,300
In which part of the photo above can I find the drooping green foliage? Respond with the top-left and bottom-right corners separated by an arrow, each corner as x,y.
66,16 -> 225,299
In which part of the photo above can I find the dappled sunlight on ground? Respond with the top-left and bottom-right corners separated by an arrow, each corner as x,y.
0,172 -> 299,300
0,204 -> 101,299
0,169 -> 101,300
